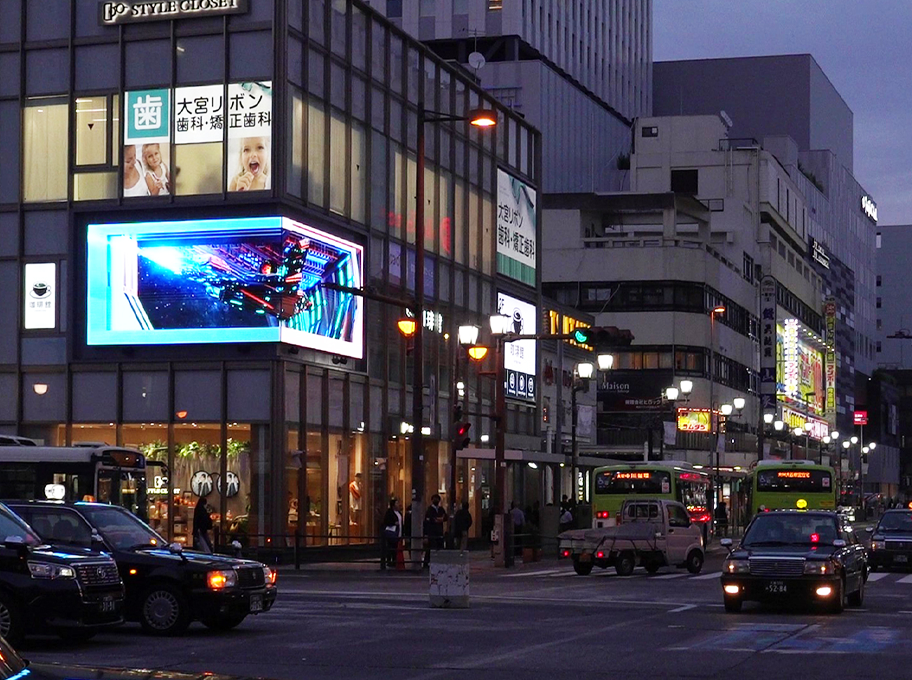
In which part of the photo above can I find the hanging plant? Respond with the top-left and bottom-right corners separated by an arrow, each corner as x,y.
227,438 -> 250,457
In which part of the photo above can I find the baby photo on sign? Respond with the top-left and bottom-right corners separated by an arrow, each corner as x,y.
226,81 -> 272,192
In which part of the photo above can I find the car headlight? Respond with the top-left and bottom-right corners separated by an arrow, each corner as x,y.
723,559 -> 749,574
872,535 -> 885,550
28,561 -> 76,579
263,566 -> 277,586
207,569 -> 238,590
804,561 -> 834,575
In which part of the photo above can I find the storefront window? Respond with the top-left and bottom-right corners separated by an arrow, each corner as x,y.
122,423 -> 169,535
305,430 -> 324,545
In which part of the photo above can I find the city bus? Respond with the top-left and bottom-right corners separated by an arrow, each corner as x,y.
740,460 -> 837,522
591,462 -> 713,531
0,443 -> 153,520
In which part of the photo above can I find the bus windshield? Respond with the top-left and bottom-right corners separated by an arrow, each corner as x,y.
595,470 -> 672,495
756,469 -> 832,493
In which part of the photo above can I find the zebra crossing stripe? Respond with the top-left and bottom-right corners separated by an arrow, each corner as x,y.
867,572 -> 889,582
691,571 -> 723,580
896,574 -> 912,584
652,573 -> 688,580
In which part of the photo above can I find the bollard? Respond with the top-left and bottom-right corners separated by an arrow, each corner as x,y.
429,550 -> 470,608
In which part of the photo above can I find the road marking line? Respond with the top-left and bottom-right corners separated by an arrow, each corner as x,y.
691,571 -> 723,580
897,574 -> 912,584
867,572 -> 890,582
667,604 -> 697,613
501,568 -> 567,578
653,573 -> 687,580
548,570 -> 581,577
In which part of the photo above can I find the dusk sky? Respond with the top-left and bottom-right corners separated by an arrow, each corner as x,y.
654,0 -> 912,226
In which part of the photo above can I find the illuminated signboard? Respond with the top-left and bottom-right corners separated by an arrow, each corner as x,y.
778,471 -> 811,479
86,216 -> 364,357
496,169 -> 537,286
781,406 -> 829,440
854,410 -> 868,426
615,472 -> 651,480
861,195 -> 878,223
777,319 -> 824,413
677,408 -> 712,433
99,0 -> 249,26
548,310 -> 592,350
24,262 -> 57,330
825,298 -> 837,419
497,292 -> 536,401
782,319 -> 800,397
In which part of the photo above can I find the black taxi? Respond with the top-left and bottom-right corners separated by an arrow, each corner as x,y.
720,510 -> 867,613
867,509 -> 912,570
0,503 -> 123,644
7,501 -> 276,636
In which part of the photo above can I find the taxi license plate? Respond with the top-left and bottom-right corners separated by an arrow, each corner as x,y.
896,555 -> 908,564
766,581 -> 787,594
100,598 -> 116,613
579,553 -> 592,563
250,594 -> 263,613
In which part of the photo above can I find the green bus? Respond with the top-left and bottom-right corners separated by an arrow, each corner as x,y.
591,462 -> 713,530
740,460 -> 837,522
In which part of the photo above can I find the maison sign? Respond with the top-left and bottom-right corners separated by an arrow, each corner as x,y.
99,0 -> 248,25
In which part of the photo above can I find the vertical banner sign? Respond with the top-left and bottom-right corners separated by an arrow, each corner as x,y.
496,169 -> 537,287
497,292 -> 537,401
824,298 -> 837,423
226,82 -> 273,192
23,263 -> 57,330
759,276 -> 777,412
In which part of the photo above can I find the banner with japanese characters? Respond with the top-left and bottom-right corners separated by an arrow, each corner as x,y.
123,89 -> 172,197
174,84 -> 224,144
497,291 -> 536,402
226,81 -> 272,192
496,168 -> 536,287
759,275 -> 777,415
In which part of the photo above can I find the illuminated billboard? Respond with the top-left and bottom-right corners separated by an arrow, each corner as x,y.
776,319 -> 824,414
86,216 -> 364,357
677,408 -> 712,433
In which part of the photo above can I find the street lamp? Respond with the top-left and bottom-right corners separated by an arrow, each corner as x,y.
457,324 -> 480,347
680,379 -> 694,396
763,413 -> 775,425
397,317 -> 417,338
597,353 -> 614,371
773,420 -> 784,431
720,403 -> 734,416
665,386 -> 680,402
851,435 -> 859,445
489,312 -> 510,530
412,104 -> 496,559
708,305 -> 725,508
733,397 -> 746,411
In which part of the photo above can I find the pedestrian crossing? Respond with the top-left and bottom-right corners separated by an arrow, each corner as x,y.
500,567 -> 912,586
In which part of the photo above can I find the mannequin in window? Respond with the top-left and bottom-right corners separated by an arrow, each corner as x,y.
349,473 -> 363,527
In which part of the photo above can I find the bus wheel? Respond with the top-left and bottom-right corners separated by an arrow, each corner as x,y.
686,550 -> 704,574
615,552 -> 636,576
572,559 -> 593,576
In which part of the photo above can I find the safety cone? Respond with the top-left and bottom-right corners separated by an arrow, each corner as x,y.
396,538 -> 405,570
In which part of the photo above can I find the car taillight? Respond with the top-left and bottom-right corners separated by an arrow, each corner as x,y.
561,549 -> 571,558
596,551 -> 605,559
596,511 -> 610,519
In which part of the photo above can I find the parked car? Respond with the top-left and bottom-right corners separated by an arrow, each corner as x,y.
6,501 -> 277,636
720,510 -> 867,613
866,509 -> 912,570
559,498 -> 705,576
0,503 -> 123,644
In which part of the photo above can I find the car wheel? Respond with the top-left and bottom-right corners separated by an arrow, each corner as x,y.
848,576 -> 865,607
57,629 -> 97,642
140,584 -> 191,636
201,613 -> 247,631
572,559 -> 593,576
615,551 -> 636,576
0,593 -> 24,646
830,578 -> 846,614
686,549 -> 704,574
723,596 -> 742,613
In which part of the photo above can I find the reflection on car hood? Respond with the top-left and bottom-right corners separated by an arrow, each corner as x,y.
731,545 -> 839,560
29,662 -> 271,680
132,547 -> 263,569
31,546 -> 114,563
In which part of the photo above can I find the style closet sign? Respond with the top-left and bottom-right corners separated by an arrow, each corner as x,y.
99,0 -> 248,25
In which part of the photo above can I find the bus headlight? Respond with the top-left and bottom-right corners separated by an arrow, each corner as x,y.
723,559 -> 749,574
28,562 -> 76,579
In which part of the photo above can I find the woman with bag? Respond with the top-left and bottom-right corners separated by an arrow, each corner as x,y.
382,498 -> 403,568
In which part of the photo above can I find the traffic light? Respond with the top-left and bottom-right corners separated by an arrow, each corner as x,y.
453,404 -> 471,450
572,326 -> 635,348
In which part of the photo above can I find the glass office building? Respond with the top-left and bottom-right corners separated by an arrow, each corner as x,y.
0,0 -> 541,548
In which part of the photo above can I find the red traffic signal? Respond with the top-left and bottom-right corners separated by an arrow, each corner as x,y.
454,421 -> 471,450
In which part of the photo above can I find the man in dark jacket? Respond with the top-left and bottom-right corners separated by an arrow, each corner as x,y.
454,501 -> 473,551
423,494 -> 447,567
193,495 -> 214,553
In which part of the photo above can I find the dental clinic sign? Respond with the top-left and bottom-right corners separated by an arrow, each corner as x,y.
99,0 -> 248,26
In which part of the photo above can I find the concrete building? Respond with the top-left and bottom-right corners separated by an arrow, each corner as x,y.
543,115 -> 834,499
0,0 -> 544,548
369,0 -> 652,120
653,55 -> 878,389
876,225 -> 912,368
365,0 -> 648,195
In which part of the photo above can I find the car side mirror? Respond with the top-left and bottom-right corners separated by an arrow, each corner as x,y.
833,539 -> 846,547
3,535 -> 30,556
865,526 -> 874,533
169,542 -> 183,555
720,538 -> 733,548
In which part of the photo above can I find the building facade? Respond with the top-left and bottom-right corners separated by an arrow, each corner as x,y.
0,0 -> 542,548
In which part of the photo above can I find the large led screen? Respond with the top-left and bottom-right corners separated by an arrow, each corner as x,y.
86,216 -> 364,357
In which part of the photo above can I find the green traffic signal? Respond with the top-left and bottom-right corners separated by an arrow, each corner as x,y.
573,328 -> 590,344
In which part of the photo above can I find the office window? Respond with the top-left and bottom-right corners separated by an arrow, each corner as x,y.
877,275 -> 882,287
23,97 -> 68,202
386,0 -> 402,17
876,297 -> 882,309
743,253 -> 755,283
75,96 -> 109,166
670,169 -> 698,195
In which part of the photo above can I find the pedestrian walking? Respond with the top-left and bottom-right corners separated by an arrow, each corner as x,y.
382,498 -> 403,568
423,494 -> 447,567
454,501 -> 473,551
559,506 -> 574,534
510,501 -> 525,556
560,495 -> 571,513
193,495 -> 214,553
715,500 -> 729,538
